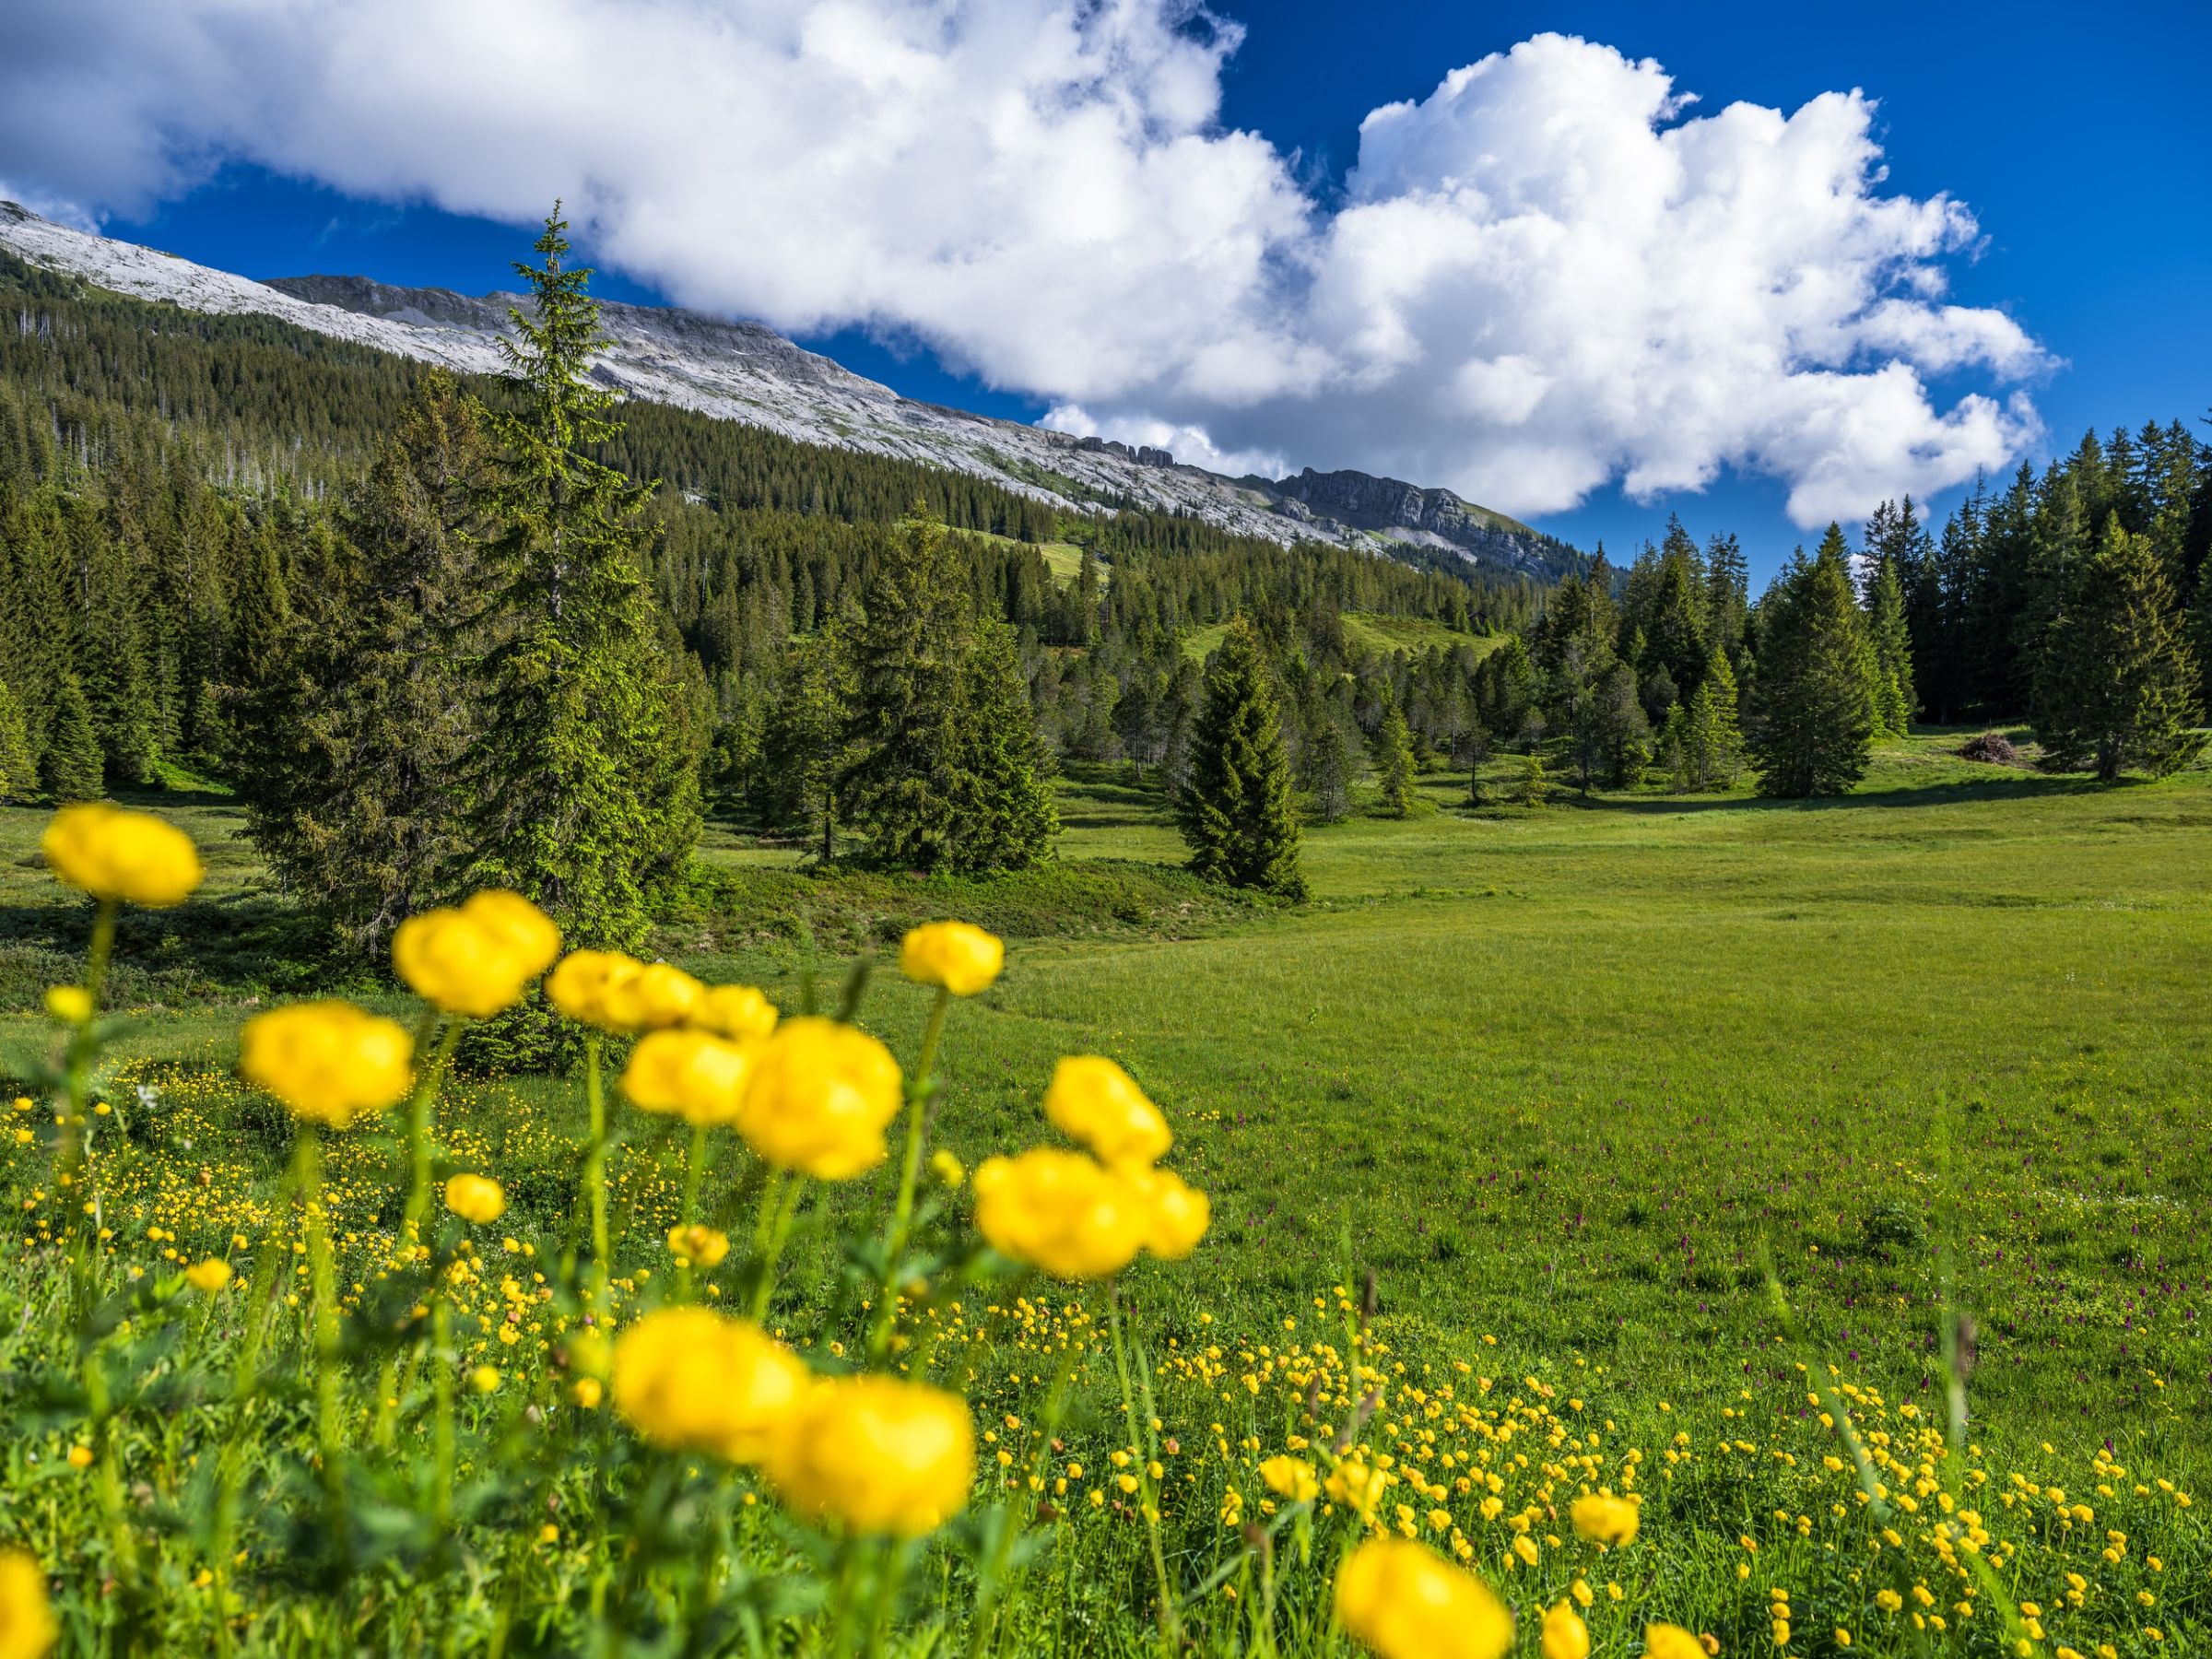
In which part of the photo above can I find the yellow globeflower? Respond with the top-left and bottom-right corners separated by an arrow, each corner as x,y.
240,1002 -> 413,1128
1645,1627 -> 1706,1659
41,804 -> 203,908
1043,1056 -> 1171,1169
621,1030 -> 755,1127
393,891 -> 559,1018
600,962 -> 705,1033
666,1224 -> 730,1267
1542,1600 -> 1591,1659
611,1308 -> 806,1464
444,1173 -> 507,1225
1570,1494 -> 1640,1547
546,949 -> 643,1029
1130,1165 -> 1210,1259
1334,1537 -> 1513,1659
42,987 -> 92,1026
689,983 -> 780,1041
182,1259 -> 233,1294
899,921 -> 1004,996
766,1376 -> 974,1537
0,1548 -> 57,1659
737,1018 -> 903,1180
1324,1459 -> 1389,1520
971,1148 -> 1147,1279
1260,1455 -> 1318,1502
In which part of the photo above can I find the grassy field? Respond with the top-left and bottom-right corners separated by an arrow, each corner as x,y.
1179,613 -> 1504,663
4,733 -> 2207,1653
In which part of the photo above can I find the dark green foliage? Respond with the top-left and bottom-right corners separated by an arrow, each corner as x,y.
951,622 -> 1061,874
2031,515 -> 2204,782
238,372 -> 490,952
1864,555 -> 1916,735
1178,617 -> 1306,899
1371,684 -> 1415,817
1751,529 -> 1878,798
757,633 -> 852,862
467,208 -> 701,955
0,675 -> 33,801
1680,648 -> 1746,791
40,675 -> 104,802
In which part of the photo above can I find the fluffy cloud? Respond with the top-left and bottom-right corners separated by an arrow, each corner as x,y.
0,5 -> 2045,524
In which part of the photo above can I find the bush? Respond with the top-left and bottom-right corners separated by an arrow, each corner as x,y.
1959,731 -> 2018,764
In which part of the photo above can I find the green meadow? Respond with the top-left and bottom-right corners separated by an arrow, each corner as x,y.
6,731 -> 2206,1457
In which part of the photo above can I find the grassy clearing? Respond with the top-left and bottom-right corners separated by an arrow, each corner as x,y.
1180,613 -> 1502,664
3,733 -> 2206,1652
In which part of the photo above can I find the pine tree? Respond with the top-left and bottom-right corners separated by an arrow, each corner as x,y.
1751,531 -> 1879,797
0,674 -> 34,802
1519,749 -> 1548,808
2032,516 -> 2204,782
41,675 -> 105,803
951,620 -> 1059,873
1681,646 -> 1747,790
1178,617 -> 1306,899
468,206 -> 700,956
759,632 -> 852,862
1865,555 -> 1917,736
1371,683 -> 1415,817
842,501 -> 971,869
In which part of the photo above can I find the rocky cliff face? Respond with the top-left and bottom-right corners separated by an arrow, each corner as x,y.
2,202 -> 1582,583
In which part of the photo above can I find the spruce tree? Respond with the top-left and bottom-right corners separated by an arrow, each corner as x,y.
1752,532 -> 1879,797
41,675 -> 105,803
2032,516 -> 2204,781
951,620 -> 1059,873
842,502 -> 971,869
468,206 -> 700,956
0,674 -> 34,802
1865,555 -> 1917,736
1178,616 -> 1306,899
1682,646 -> 1747,790
1371,683 -> 1415,817
759,632 -> 852,862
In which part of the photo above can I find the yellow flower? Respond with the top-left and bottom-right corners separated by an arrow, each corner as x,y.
393,891 -> 560,1018
1043,1056 -> 1171,1168
0,1548 -> 56,1659
1334,1537 -> 1512,1659
603,962 -> 706,1032
972,1148 -> 1147,1279
182,1259 -> 233,1294
666,1224 -> 730,1267
612,1309 -> 806,1464
621,1030 -> 756,1127
736,1017 -> 903,1180
1570,1493 -> 1640,1547
1260,1455 -> 1318,1502
765,1375 -> 974,1537
1542,1601 -> 1590,1659
688,983 -> 780,1041
571,1378 -> 604,1410
42,986 -> 92,1026
41,804 -> 204,908
65,1447 -> 92,1471
240,1002 -> 413,1128
1325,1459 -> 1390,1520
1129,1165 -> 1210,1259
546,949 -> 642,1029
443,1174 -> 507,1225
1645,1627 -> 1706,1659
470,1366 -> 501,1394
930,1148 -> 966,1189
899,921 -> 1005,996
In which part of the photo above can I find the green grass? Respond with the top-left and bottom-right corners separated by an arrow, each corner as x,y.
9,734 -> 2207,1451
951,527 -> 1095,589
1182,612 -> 1501,663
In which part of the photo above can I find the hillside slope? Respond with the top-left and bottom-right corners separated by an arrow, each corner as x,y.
0,201 -> 1583,585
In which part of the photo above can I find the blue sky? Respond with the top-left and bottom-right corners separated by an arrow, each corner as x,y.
36,0 -> 2212,582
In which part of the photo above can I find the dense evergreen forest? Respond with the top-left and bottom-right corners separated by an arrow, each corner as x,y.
1,232 -> 2205,926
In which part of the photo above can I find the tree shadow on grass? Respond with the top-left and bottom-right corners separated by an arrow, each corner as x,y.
1535,771 -> 2120,816
0,890 -> 355,1010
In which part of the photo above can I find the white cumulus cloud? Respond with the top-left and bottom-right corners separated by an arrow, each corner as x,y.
0,4 -> 2047,525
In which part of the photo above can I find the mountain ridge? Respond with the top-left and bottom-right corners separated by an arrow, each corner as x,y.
0,201 -> 1583,584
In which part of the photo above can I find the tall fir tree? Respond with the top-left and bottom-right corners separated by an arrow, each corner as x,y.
1682,646 -> 1747,790
1177,616 -> 1306,899
759,632 -> 852,863
1864,555 -> 1917,735
1751,529 -> 1879,797
41,675 -> 105,803
1371,682 -> 1416,817
468,206 -> 701,959
950,620 -> 1060,873
842,501 -> 972,869
2032,516 -> 2204,781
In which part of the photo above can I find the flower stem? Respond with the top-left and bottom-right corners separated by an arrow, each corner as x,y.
747,1172 -> 805,1323
583,1033 -> 611,1314
299,1128 -> 349,1562
676,1119 -> 712,1301
868,986 -> 949,1358
59,898 -> 118,1319
1108,1288 -> 1179,1651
